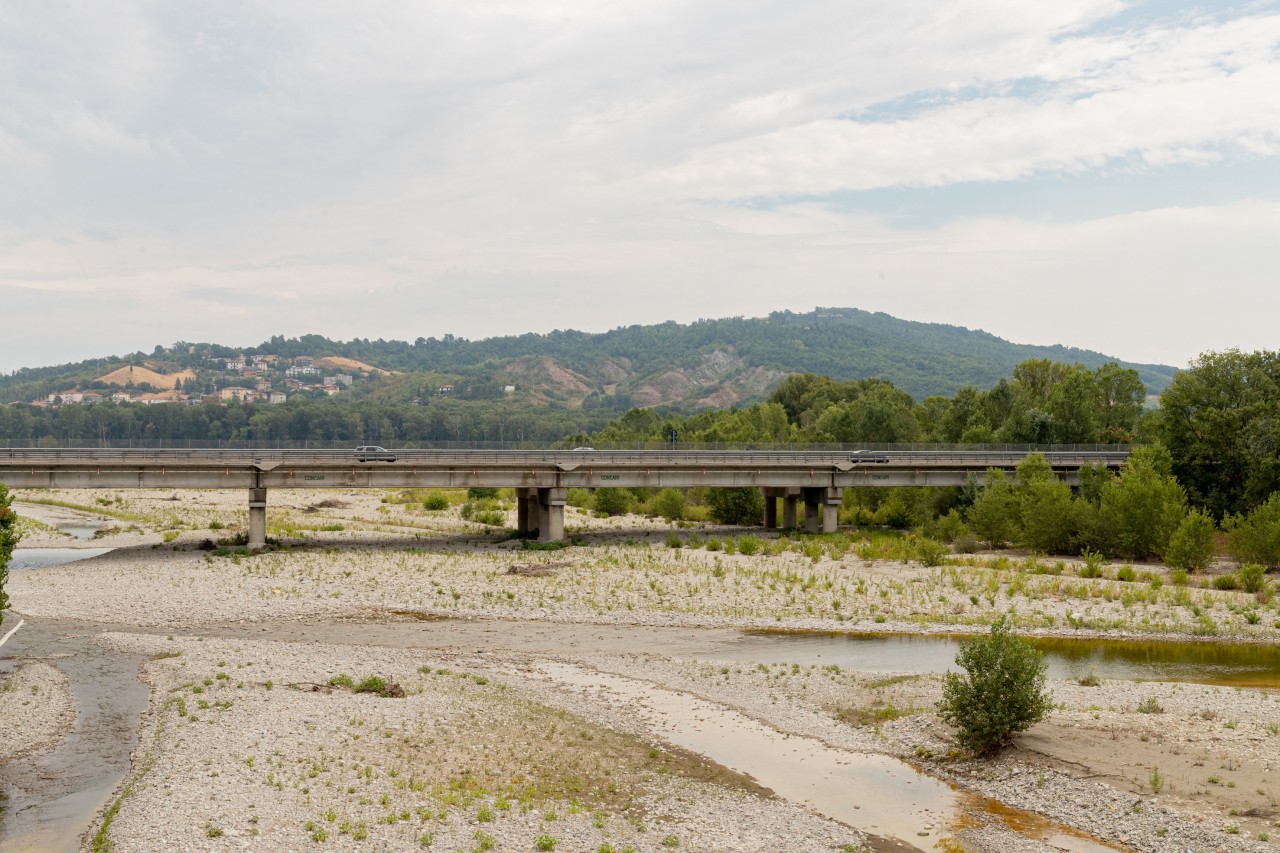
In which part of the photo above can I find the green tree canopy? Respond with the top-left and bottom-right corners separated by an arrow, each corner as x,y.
0,483 -> 19,625
1159,349 -> 1280,517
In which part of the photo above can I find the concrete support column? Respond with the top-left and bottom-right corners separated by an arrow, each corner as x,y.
782,494 -> 798,529
516,489 -> 533,536
248,487 -> 267,549
802,488 -> 821,534
537,487 -> 566,542
762,488 -> 777,529
823,487 -> 843,534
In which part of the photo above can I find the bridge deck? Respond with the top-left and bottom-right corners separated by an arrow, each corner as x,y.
1,448 -> 1129,544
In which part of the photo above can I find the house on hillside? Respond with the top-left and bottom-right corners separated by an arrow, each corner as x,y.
268,392 -> 287,404
218,386 -> 254,402
111,392 -> 132,403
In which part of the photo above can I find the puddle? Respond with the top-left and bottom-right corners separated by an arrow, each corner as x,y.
56,524 -> 101,541
0,618 -> 149,853
539,663 -> 1119,852
8,549 -> 113,571
722,630 -> 1280,689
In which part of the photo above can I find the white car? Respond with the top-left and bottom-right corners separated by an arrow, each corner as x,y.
354,445 -> 397,462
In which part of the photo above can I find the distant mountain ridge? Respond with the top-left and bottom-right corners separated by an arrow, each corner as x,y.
0,307 -> 1177,408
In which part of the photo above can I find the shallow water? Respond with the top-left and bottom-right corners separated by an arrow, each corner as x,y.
8,549 -> 113,571
0,618 -> 148,852
718,630 -> 1280,689
541,662 -> 1119,852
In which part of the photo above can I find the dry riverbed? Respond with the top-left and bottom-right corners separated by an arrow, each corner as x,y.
3,487 -> 1280,852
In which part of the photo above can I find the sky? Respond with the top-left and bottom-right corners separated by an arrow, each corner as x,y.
2,0 -> 1278,373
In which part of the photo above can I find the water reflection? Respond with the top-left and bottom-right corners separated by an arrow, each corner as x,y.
8,550 -> 112,571
721,630 -> 1280,688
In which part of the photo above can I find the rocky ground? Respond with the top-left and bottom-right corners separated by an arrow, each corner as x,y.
2,487 -> 1279,852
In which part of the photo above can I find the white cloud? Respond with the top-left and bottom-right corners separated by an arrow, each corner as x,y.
643,12 -> 1280,198
1,1 -> 1278,374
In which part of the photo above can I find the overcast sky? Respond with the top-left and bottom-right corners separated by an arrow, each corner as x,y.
2,1 -> 1277,373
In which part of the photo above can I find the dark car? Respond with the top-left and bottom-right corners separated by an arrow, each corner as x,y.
849,450 -> 890,464
354,445 -> 397,462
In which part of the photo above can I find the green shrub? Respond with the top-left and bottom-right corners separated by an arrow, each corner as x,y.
1212,574 -> 1239,591
1115,565 -> 1137,583
706,487 -> 763,525
937,617 -> 1052,756
354,675 -> 387,693
421,492 -> 450,511
652,488 -> 687,522
1164,508 -> 1217,571
736,535 -> 761,556
912,536 -> 950,567
466,487 -> 499,500
1225,493 -> 1280,568
1239,563 -> 1268,594
593,488 -> 632,517
969,470 -> 1020,548
0,484 -> 19,623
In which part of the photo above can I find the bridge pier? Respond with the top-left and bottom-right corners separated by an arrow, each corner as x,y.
248,487 -> 267,549
516,487 -> 565,542
801,487 -> 842,534
761,488 -> 800,529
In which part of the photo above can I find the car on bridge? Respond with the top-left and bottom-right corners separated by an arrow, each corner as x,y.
849,450 -> 890,464
354,445 -> 397,462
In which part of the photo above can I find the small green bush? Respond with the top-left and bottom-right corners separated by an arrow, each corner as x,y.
736,535 -> 761,556
1164,508 -> 1217,571
1115,565 -> 1137,583
593,488 -> 632,517
937,617 -> 1052,756
1213,574 -> 1240,591
912,536 -> 950,567
652,488 -> 687,522
422,492 -> 450,511
1239,563 -> 1268,593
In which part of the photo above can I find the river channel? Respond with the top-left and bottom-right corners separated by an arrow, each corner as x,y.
2,538 -> 1276,851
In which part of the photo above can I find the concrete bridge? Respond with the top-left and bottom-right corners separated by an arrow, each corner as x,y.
0,447 -> 1129,546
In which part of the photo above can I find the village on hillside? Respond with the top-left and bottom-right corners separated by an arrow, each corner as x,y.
30,353 -> 380,408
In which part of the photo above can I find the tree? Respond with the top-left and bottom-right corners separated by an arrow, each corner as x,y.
938,617 -> 1052,756
1095,447 -> 1187,560
593,488 -> 632,517
0,483 -> 19,626
968,470 -> 1020,548
651,488 -> 686,521
706,487 -> 764,525
1158,349 -> 1280,518
1164,509 -> 1217,572
1224,493 -> 1280,569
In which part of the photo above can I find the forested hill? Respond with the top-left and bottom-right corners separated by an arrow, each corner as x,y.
0,307 -> 1176,407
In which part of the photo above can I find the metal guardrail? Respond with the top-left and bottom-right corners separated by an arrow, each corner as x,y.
0,447 -> 1131,468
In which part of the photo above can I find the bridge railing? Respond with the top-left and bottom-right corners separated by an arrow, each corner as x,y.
0,447 -> 1131,468
0,439 -> 1132,453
